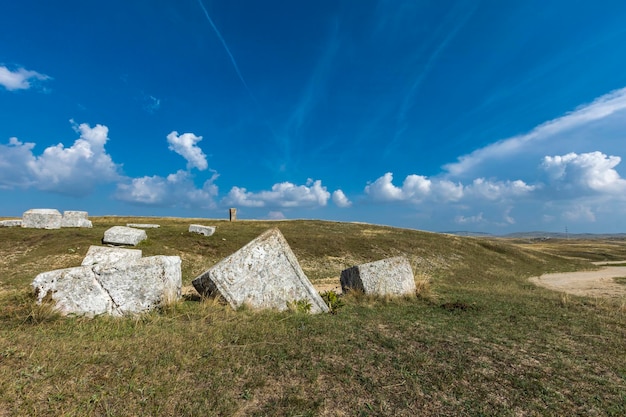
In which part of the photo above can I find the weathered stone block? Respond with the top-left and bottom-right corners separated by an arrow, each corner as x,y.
61,211 -> 93,228
22,209 -> 62,229
189,224 -> 216,236
0,219 -> 22,227
103,226 -> 147,246
32,255 -> 182,317
127,223 -> 160,229
192,228 -> 328,313
81,245 -> 143,266
340,256 -> 416,296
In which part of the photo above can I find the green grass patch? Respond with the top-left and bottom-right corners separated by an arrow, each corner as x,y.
1,218 -> 625,415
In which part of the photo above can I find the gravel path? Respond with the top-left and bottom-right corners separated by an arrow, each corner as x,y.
529,264 -> 626,298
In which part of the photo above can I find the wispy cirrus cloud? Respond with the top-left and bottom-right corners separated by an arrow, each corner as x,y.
443,86 -> 626,179
0,65 -> 51,91
359,86 -> 626,231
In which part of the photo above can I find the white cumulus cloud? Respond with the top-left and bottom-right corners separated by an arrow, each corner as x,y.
115,170 -> 218,208
465,178 -> 536,201
542,151 -> 626,195
365,172 -> 465,203
0,121 -> 120,196
167,131 -> 208,171
223,179 -> 331,208
332,189 -> 352,208
0,65 -> 50,91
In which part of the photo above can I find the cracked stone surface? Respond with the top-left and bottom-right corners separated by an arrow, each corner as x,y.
22,209 -> 62,229
32,256 -> 181,317
61,211 -> 93,228
192,228 -> 328,314
340,256 -> 416,296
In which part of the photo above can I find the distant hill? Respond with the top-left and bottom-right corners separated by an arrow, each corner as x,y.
441,231 -> 495,237
503,232 -> 626,240
444,230 -> 626,239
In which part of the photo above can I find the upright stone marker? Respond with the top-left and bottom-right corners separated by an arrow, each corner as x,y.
229,208 -> 237,222
61,211 -> 93,228
192,228 -> 328,313
340,256 -> 416,296
22,209 -> 62,229
103,226 -> 147,246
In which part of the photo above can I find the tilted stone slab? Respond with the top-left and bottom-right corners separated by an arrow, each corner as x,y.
189,224 -> 216,236
0,219 -> 22,227
81,245 -> 143,266
61,211 -> 93,228
103,226 -> 147,246
32,256 -> 182,317
192,228 -> 328,314
127,223 -> 160,229
340,256 -> 416,296
22,209 -> 62,229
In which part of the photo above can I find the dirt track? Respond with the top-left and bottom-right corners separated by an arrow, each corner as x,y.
530,262 -> 626,298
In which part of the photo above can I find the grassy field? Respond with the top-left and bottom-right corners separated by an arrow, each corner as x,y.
0,217 -> 625,416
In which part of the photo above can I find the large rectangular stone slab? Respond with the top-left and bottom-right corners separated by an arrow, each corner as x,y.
192,228 -> 328,313
0,219 -> 22,227
189,224 -> 216,236
33,255 -> 181,317
22,209 -> 62,229
92,256 -> 181,314
81,245 -> 143,266
103,226 -> 147,246
61,211 -> 93,228
340,256 -> 416,296
127,223 -> 160,229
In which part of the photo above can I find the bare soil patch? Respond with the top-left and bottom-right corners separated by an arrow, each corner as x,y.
530,263 -> 626,298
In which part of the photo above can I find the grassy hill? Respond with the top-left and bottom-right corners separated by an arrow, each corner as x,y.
0,217 -> 624,416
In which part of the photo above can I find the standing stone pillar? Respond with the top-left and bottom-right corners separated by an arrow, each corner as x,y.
229,208 -> 237,222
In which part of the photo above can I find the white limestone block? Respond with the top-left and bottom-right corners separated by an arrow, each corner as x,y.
340,256 -> 416,296
33,255 -> 182,317
81,245 -> 143,266
22,209 -> 62,229
189,224 -> 216,236
126,223 -> 160,229
103,226 -> 147,246
61,211 -> 93,228
192,228 -> 328,314
0,219 -> 22,227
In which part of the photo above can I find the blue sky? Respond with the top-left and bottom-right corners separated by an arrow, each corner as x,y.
2,0 -> 626,234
